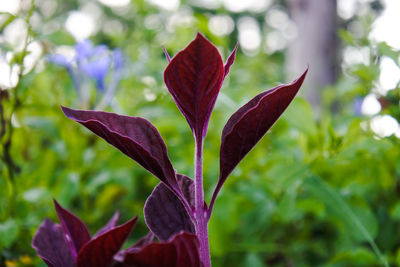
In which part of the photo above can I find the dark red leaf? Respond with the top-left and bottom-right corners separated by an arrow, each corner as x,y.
122,232 -> 202,267
177,174 -> 195,209
94,211 -> 119,238
31,219 -> 75,267
130,232 -> 155,250
116,232 -> 155,261
164,33 -> 224,139
209,69 -> 308,215
144,175 -> 195,241
76,216 -> 138,267
61,106 -> 179,193
54,200 -> 91,259
224,43 -> 238,78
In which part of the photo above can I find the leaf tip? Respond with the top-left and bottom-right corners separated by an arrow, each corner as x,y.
60,105 -> 75,119
294,67 -> 309,86
162,45 -> 171,63
195,31 -> 205,40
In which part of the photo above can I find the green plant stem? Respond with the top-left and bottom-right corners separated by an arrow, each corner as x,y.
0,0 -> 35,218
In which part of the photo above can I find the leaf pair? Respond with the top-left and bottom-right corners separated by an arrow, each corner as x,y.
32,200 -> 137,267
164,32 -> 307,215
60,34 -> 240,245
61,32 -> 307,224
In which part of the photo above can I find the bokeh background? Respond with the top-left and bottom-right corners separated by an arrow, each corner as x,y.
1,0 -> 400,266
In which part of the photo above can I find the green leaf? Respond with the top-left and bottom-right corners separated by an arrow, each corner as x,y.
282,98 -> 317,136
244,253 -> 265,267
0,12 -> 16,32
338,29 -> 356,45
0,219 -> 19,248
378,42 -> 400,67
304,176 -> 388,267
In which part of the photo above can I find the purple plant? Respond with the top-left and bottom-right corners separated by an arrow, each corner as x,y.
33,33 -> 307,266
32,200 -> 138,267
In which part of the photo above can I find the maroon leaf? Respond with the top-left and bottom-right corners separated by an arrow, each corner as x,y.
144,175 -> 195,241
177,174 -> 195,209
94,211 -> 119,238
209,69 -> 308,215
31,219 -> 75,267
224,43 -> 238,78
122,232 -> 202,267
61,106 -> 179,193
164,33 -> 224,139
54,200 -> 91,259
76,216 -> 138,267
116,232 -> 155,261
130,232 -> 155,250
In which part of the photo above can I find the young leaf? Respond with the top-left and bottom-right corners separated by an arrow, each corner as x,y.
209,69 -> 308,216
224,43 -> 238,78
31,219 -> 74,267
61,106 -> 179,193
94,211 -> 119,238
164,33 -> 224,139
76,216 -> 138,267
144,175 -> 195,241
122,232 -> 202,267
162,46 -> 171,63
54,200 -> 91,259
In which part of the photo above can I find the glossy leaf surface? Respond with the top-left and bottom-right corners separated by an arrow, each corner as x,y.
164,33 -> 224,139
54,200 -> 91,259
122,232 -> 202,267
210,69 -> 307,211
61,106 -> 179,192
76,216 -> 138,267
144,175 -> 195,241
31,219 -> 74,267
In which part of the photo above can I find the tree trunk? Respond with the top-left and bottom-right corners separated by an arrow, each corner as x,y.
286,0 -> 338,112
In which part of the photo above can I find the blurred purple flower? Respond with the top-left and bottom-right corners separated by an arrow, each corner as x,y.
47,54 -> 72,68
47,39 -> 123,108
113,49 -> 123,69
75,40 -> 95,60
81,53 -> 111,92
95,48 -> 123,109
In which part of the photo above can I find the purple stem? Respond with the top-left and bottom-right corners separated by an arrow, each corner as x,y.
194,136 -> 211,267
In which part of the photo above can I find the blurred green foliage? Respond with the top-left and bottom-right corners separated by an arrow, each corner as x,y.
1,0 -> 400,266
